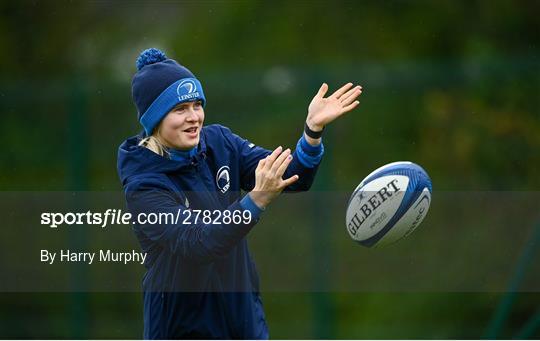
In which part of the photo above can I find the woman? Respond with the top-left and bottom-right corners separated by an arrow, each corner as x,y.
117,48 -> 362,339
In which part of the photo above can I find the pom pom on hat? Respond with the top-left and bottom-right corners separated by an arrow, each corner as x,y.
136,48 -> 167,71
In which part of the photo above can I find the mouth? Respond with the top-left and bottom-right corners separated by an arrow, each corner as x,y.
183,126 -> 199,136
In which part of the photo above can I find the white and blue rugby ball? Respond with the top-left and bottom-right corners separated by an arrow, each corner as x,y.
346,161 -> 433,247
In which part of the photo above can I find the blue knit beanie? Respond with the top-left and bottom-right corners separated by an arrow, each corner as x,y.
132,48 -> 206,135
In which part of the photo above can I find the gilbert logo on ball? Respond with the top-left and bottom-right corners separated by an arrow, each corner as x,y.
346,161 -> 432,247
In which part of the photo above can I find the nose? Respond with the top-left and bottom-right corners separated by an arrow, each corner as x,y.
185,107 -> 199,122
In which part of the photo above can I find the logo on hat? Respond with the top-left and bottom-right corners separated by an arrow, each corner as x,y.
177,79 -> 200,102
216,166 -> 231,194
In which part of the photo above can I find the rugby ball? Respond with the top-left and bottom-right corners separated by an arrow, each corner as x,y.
346,161 -> 432,247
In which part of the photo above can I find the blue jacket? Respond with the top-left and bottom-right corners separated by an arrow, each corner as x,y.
117,124 -> 322,339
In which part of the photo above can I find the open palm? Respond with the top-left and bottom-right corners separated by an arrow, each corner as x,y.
307,82 -> 362,131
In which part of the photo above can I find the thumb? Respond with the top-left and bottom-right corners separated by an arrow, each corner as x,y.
281,174 -> 299,188
316,83 -> 328,98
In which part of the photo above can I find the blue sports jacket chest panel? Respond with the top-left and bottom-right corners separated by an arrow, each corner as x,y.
167,145 -> 241,211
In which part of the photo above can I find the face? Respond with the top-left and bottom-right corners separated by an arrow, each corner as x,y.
157,100 -> 205,150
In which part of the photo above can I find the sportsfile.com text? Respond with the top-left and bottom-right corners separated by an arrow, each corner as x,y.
40,209 -> 252,228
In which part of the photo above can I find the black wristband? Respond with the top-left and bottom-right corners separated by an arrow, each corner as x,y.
304,122 -> 324,139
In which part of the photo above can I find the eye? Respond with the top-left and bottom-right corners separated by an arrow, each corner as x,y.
174,105 -> 186,113
194,101 -> 202,109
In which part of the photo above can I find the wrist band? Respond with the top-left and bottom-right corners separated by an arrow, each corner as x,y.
304,122 -> 324,139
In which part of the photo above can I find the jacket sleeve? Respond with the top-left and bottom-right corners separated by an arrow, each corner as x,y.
125,177 -> 259,264
218,125 -> 323,192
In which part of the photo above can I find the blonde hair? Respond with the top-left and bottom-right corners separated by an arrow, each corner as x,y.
138,125 -> 170,157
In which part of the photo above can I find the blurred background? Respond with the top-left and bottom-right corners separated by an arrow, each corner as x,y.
0,0 -> 539,339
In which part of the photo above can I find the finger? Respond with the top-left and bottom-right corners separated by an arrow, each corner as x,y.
275,153 -> 293,177
280,174 -> 300,188
340,86 -> 362,106
331,82 -> 353,99
341,100 -> 360,114
316,83 -> 328,98
264,146 -> 282,171
256,158 -> 266,171
270,148 -> 291,174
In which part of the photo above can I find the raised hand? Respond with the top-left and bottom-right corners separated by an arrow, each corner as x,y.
306,82 -> 362,131
249,146 -> 299,209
